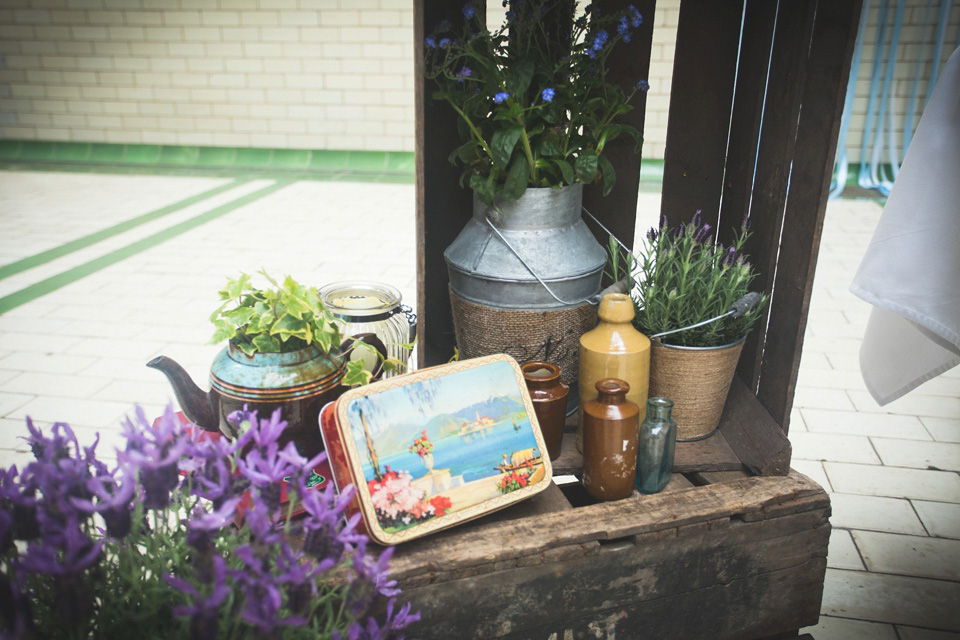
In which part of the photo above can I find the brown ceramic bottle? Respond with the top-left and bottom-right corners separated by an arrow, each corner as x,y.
582,378 -> 639,501
521,361 -> 568,461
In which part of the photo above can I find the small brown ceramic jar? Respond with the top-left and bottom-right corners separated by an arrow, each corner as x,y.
522,361 -> 568,461
582,378 -> 639,501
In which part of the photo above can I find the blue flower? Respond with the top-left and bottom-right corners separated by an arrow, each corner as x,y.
463,3 -> 475,19
439,37 -> 451,48
628,4 -> 643,27
425,36 -> 436,48
455,67 -> 472,81
494,92 -> 509,103
541,87 -> 555,102
592,30 -> 609,52
636,79 -> 650,92
618,16 -> 629,35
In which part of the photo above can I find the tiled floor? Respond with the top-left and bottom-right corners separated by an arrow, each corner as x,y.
1,170 -> 958,638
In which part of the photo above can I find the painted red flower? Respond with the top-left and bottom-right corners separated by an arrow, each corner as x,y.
429,495 -> 452,517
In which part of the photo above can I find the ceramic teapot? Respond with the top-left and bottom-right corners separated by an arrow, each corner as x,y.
148,335 -> 383,459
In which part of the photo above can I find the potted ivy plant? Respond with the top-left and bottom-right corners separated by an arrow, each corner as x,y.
425,1 -> 649,389
148,271 -> 374,458
625,212 -> 767,440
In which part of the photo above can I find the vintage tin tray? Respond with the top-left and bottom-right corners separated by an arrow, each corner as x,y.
319,354 -> 553,545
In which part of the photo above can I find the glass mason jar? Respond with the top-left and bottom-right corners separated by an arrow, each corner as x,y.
319,281 -> 417,378
636,397 -> 677,494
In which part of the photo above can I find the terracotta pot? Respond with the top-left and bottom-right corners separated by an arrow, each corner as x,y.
582,378 -> 639,502
649,337 -> 745,440
521,361 -> 568,461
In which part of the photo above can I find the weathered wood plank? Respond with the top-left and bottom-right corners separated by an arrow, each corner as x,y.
553,424 -> 745,476
581,0 -> 656,253
719,377 -> 792,476
393,508 -> 829,639
388,471 -> 825,580
734,0 -> 818,393
755,0 -> 863,431
661,0 -> 743,229
662,472 -> 695,492
716,0 -> 777,248
690,469 -> 751,485
674,429 -> 743,472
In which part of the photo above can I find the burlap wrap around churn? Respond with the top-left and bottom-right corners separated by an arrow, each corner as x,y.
649,338 -> 745,440
450,289 -> 597,387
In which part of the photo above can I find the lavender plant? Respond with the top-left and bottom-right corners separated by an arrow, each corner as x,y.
0,406 -> 418,640
631,212 -> 768,347
424,1 -> 648,204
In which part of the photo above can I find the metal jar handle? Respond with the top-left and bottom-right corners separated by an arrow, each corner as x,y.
483,206 -> 631,306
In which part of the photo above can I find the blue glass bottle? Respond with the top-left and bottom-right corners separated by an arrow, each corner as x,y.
636,397 -> 677,494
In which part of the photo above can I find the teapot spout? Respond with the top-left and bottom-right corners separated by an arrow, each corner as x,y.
146,355 -> 219,432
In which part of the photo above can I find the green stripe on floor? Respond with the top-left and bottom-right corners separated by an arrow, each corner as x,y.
0,180 -> 291,314
0,179 -> 248,281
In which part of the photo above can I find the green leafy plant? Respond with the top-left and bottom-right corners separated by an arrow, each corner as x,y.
209,271 -> 374,386
630,212 -> 768,347
424,1 -> 648,204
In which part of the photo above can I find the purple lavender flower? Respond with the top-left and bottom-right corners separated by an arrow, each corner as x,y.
647,227 -> 659,243
628,4 -> 643,27
70,469 -> 135,538
694,223 -> 712,244
722,246 -> 737,267
541,87 -> 555,102
167,555 -> 230,640
19,516 -> 104,576
120,406 -> 187,509
691,209 -> 702,228
462,3 -> 475,19
493,92 -> 509,103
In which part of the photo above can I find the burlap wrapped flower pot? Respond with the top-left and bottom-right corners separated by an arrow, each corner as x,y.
648,337 -> 745,440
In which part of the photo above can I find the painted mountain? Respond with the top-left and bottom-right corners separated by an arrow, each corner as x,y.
372,395 -> 527,455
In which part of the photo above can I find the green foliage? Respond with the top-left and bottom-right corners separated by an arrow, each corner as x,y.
630,214 -> 768,347
210,271 -> 342,357
424,1 -> 647,204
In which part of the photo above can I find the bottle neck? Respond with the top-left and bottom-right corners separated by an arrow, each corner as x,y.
646,397 -> 674,420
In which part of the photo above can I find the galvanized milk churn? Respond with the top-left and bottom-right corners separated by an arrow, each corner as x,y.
444,183 -> 608,399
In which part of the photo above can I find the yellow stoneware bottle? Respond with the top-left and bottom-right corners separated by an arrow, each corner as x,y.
577,293 -> 651,452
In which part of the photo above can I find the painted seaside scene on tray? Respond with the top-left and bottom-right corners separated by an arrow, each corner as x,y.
344,360 -> 545,534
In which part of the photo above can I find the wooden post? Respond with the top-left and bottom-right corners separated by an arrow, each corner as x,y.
414,1 -> 478,366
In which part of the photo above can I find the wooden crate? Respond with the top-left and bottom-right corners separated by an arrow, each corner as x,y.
384,383 -> 830,640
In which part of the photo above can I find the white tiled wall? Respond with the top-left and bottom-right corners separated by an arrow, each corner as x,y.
0,1 -> 956,160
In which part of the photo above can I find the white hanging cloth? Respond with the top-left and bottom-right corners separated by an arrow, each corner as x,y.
850,46 -> 960,406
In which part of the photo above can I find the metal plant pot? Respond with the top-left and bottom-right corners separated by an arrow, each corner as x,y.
443,185 -> 606,395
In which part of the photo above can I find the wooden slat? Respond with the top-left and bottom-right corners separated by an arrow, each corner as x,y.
388,471 -> 825,580
755,0 -> 863,431
674,430 -> 743,473
581,0 -> 656,252
734,0 -> 818,394
660,0 -> 744,229
716,0 -> 777,248
551,429 -> 744,476
690,469 -> 751,485
720,377 -> 792,476
414,1 -> 478,367
393,508 -> 829,639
